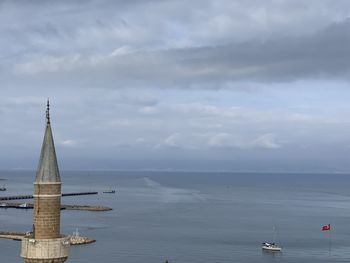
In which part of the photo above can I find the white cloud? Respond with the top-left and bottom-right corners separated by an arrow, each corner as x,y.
14,55 -> 82,75
138,106 -> 158,114
60,139 -> 77,147
155,133 -> 203,150
108,119 -> 131,127
156,133 -> 182,149
136,137 -> 146,143
111,46 -> 135,56
208,132 -> 281,149
208,133 -> 243,149
153,131 -> 281,151
251,134 -> 281,149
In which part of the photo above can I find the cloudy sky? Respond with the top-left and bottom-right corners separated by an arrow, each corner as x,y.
1,0 -> 350,172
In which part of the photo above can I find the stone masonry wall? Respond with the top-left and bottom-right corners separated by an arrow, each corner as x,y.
34,184 -> 61,195
33,183 -> 61,239
24,257 -> 67,263
21,237 -> 69,263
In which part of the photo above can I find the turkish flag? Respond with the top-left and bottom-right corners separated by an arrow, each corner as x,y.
322,224 -> 331,231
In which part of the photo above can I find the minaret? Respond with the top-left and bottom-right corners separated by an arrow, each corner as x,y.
21,100 -> 70,263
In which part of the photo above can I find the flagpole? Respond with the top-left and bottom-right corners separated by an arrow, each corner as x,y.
322,223 -> 332,256
329,225 -> 331,257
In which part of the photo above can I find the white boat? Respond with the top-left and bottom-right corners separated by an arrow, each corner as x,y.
262,242 -> 282,251
262,226 -> 282,252
18,203 -> 30,209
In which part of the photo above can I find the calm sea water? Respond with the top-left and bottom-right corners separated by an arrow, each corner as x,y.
1,171 -> 350,263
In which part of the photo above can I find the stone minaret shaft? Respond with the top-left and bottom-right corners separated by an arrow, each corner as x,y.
21,100 -> 69,263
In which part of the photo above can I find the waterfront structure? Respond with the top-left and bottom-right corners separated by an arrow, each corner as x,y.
21,101 -> 70,263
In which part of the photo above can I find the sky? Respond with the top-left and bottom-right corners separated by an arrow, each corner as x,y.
1,0 -> 350,172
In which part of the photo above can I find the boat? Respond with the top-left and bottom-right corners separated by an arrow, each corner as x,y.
262,226 -> 282,252
103,189 -> 116,194
17,203 -> 31,209
103,190 -> 115,194
262,242 -> 282,251
0,185 -> 6,191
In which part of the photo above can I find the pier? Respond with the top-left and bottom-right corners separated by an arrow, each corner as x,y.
0,201 -> 112,211
0,231 -> 96,245
0,191 -> 98,201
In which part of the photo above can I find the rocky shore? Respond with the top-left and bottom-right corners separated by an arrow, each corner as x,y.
68,234 -> 96,245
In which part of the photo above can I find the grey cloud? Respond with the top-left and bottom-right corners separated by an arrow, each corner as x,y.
6,18 -> 350,91
2,1 -> 350,171
175,20 -> 350,84
1,1 -> 350,89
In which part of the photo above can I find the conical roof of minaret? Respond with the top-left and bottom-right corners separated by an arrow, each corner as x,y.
35,100 -> 61,183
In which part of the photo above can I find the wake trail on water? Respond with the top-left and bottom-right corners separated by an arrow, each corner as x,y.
142,177 -> 207,203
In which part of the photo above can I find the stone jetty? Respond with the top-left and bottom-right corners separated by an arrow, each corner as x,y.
0,231 -> 96,245
0,201 -> 112,211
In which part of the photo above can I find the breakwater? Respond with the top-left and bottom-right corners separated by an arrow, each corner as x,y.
0,202 -> 112,211
0,191 -> 98,201
0,231 -> 96,245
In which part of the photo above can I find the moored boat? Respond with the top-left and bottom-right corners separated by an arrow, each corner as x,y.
103,189 -> 116,194
262,242 -> 282,252
17,203 -> 30,209
262,226 -> 282,252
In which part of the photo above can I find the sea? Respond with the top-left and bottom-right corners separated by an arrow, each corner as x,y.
1,170 -> 350,263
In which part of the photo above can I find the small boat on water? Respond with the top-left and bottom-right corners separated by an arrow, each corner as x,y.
103,187 -> 116,194
262,226 -> 282,252
262,242 -> 282,252
17,203 -> 30,209
103,189 -> 116,194
0,185 -> 6,191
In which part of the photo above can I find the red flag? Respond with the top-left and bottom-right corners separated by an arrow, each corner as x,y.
322,224 -> 331,231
